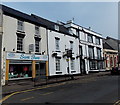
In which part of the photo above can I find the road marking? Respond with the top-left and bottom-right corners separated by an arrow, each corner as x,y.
114,100 -> 120,105
21,97 -> 34,101
0,82 -> 66,103
41,92 -> 53,96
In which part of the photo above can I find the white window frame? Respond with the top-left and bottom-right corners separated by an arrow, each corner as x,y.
55,38 -> 60,51
17,20 -> 24,32
71,60 -> 75,70
88,34 -> 93,43
55,25 -> 59,31
70,41 -> 73,50
35,40 -> 40,52
17,36 -> 24,51
35,26 -> 40,35
96,37 -> 100,45
56,58 -> 60,71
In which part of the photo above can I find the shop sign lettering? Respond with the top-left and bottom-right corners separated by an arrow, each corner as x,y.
7,52 -> 48,61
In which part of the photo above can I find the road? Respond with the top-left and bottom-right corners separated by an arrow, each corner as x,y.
1,75 -> 120,104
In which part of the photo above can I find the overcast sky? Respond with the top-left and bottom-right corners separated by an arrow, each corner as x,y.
2,2 -> 118,38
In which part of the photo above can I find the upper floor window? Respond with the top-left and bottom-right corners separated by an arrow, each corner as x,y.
88,46 -> 94,59
17,35 -> 24,51
79,46 -> 82,56
69,28 -> 73,34
55,37 -> 60,51
88,34 -> 93,43
96,37 -> 100,45
17,20 -> 24,32
76,30 -> 79,36
97,48 -> 101,59
55,25 -> 59,31
35,26 -> 40,35
35,40 -> 40,52
70,41 -> 73,50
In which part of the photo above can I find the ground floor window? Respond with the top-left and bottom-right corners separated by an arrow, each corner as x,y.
56,58 -> 60,71
97,61 -> 104,69
9,61 -> 32,79
89,61 -> 96,70
71,60 -> 75,70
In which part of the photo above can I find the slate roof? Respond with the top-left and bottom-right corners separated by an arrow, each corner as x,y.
1,4 -> 75,37
103,36 -> 119,50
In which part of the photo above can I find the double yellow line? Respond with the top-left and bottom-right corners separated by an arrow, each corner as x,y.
114,100 -> 120,105
0,82 -> 66,103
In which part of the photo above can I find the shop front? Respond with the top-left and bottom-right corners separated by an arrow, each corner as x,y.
5,52 -> 48,83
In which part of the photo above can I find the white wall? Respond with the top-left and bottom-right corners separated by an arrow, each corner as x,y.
48,30 -> 80,76
2,15 -> 47,54
1,15 -> 48,85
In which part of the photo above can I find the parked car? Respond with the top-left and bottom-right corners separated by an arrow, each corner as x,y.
111,67 -> 120,75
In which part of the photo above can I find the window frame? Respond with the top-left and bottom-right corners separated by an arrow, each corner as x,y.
87,34 -> 93,43
56,58 -> 60,71
35,40 -> 40,52
88,46 -> 94,59
35,26 -> 40,35
54,25 -> 59,31
17,36 -> 24,51
96,37 -> 100,45
70,41 -> 73,50
55,37 -> 60,51
71,59 -> 75,70
17,20 -> 24,32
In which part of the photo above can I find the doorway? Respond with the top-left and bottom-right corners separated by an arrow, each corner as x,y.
36,62 -> 46,79
80,59 -> 86,74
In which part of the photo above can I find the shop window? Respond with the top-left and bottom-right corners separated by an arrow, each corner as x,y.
56,58 -> 60,71
9,64 -> 32,79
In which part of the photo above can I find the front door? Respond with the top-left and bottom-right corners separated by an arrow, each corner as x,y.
39,63 -> 46,79
80,60 -> 86,74
36,62 -> 46,79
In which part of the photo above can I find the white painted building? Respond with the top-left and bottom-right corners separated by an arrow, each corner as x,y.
0,5 -> 48,85
32,15 -> 81,77
63,21 -> 104,74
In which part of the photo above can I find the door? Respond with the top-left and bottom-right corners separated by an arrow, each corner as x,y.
39,63 -> 46,79
80,59 -> 86,74
36,62 -> 46,79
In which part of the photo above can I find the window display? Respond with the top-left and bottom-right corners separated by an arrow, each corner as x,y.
9,64 -> 32,79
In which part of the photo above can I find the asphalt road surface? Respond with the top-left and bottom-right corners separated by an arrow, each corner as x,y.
2,75 -> 120,105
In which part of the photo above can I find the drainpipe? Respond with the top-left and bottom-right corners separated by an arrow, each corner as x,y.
0,5 -> 3,86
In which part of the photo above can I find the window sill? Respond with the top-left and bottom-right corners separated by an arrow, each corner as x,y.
56,71 -> 62,74
16,30 -> 25,34
16,51 -> 25,53
71,70 -> 76,73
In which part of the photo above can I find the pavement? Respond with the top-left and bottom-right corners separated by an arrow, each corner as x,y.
2,71 -> 111,96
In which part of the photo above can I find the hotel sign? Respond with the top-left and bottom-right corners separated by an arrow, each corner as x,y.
6,52 -> 48,61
